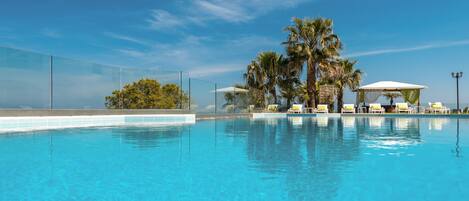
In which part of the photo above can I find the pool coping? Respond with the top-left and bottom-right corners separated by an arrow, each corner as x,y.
0,109 -> 192,117
0,114 -> 196,133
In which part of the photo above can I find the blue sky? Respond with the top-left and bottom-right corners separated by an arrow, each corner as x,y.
1,0 -> 469,105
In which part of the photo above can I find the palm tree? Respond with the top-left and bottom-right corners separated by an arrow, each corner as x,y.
244,60 -> 266,107
324,59 -> 362,112
244,51 -> 283,107
257,51 -> 283,104
278,56 -> 302,106
284,17 -> 342,108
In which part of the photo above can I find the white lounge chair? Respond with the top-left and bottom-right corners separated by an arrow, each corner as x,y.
396,102 -> 413,113
265,104 -> 278,112
427,102 -> 450,114
287,104 -> 303,113
341,104 -> 355,113
316,104 -> 329,113
369,103 -> 385,113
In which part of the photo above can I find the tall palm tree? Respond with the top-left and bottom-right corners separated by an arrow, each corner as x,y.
278,56 -> 302,106
284,17 -> 342,108
257,51 -> 283,104
244,60 -> 266,107
324,59 -> 362,112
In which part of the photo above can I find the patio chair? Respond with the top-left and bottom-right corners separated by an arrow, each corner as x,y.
369,103 -> 385,114
265,104 -> 278,112
341,104 -> 356,113
427,102 -> 450,114
287,104 -> 303,113
316,104 -> 329,113
396,102 -> 413,114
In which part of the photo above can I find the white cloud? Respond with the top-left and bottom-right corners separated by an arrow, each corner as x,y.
112,34 -> 276,78
115,49 -> 146,58
41,28 -> 61,38
193,0 -> 308,22
103,32 -> 150,46
147,9 -> 185,30
147,0 -> 310,31
345,39 -> 469,58
194,0 -> 252,22
188,64 -> 244,77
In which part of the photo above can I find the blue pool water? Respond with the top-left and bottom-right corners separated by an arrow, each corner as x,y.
0,117 -> 468,201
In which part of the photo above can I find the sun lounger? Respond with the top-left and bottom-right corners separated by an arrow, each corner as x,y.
369,103 -> 385,113
426,102 -> 450,114
396,102 -> 413,113
266,104 -> 278,112
341,104 -> 355,113
287,104 -> 303,113
316,104 -> 329,113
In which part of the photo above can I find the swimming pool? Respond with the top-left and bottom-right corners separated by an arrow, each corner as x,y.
0,117 -> 468,200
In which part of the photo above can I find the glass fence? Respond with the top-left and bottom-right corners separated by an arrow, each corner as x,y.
0,46 -> 242,113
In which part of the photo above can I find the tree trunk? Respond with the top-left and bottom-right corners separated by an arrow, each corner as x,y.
287,98 -> 291,107
337,88 -> 344,113
271,89 -> 277,104
307,59 -> 317,108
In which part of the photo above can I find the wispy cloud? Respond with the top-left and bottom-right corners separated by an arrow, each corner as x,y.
115,49 -> 146,58
103,32 -> 150,46
112,34 -> 277,77
193,0 -> 308,22
189,64 -> 244,77
194,0 -> 252,22
146,0 -> 310,31
41,28 -> 61,38
345,39 -> 469,57
147,9 -> 185,30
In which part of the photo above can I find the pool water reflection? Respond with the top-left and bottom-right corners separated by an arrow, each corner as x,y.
0,117 -> 468,201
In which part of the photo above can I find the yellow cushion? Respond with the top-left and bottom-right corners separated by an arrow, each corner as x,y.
318,105 -> 327,111
268,105 -> 278,111
370,104 -> 381,110
432,102 -> 443,109
343,105 -> 354,110
292,105 -> 301,111
396,103 -> 408,110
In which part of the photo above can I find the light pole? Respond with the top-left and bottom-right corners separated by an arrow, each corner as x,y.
451,72 -> 463,113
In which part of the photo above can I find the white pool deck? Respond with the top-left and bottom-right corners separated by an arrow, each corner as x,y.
0,114 -> 195,133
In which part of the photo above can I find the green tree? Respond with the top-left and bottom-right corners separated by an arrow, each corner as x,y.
105,78 -> 188,109
323,59 -> 362,112
244,51 -> 284,107
278,57 -> 302,106
244,60 -> 266,108
284,17 -> 342,108
257,51 -> 283,104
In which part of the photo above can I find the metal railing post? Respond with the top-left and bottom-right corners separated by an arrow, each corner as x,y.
188,78 -> 191,111
119,67 -> 123,110
214,83 -> 217,114
49,55 -> 53,110
179,71 -> 183,109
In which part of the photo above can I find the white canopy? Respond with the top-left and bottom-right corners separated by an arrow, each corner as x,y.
212,87 -> 249,93
359,81 -> 426,91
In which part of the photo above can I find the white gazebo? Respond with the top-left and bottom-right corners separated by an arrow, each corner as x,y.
356,81 -> 427,109
212,87 -> 249,113
212,87 -> 249,93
